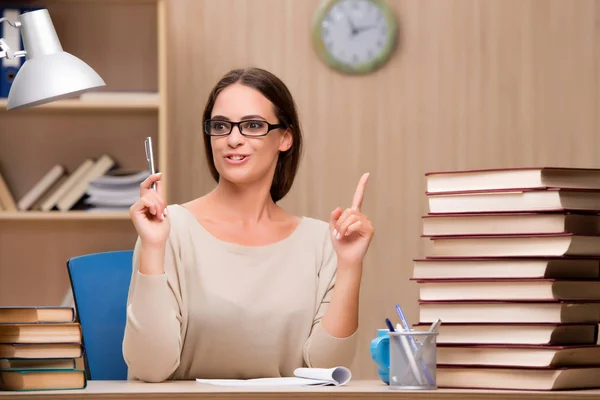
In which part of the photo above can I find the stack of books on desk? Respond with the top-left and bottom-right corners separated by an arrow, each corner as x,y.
412,167 -> 600,390
0,306 -> 86,391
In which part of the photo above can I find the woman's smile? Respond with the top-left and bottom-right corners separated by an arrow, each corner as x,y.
224,153 -> 251,165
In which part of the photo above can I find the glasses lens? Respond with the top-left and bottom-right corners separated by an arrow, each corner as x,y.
206,120 -> 232,136
240,120 -> 268,136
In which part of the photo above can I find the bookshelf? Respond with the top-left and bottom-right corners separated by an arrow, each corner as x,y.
0,211 -> 131,220
0,98 -> 160,111
0,0 -> 167,306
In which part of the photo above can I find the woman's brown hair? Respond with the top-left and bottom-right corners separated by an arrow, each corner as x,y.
202,67 -> 303,203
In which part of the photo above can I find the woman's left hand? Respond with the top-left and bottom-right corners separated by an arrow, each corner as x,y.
330,173 -> 375,268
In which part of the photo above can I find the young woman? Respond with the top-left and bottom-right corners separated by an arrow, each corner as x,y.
123,67 -> 374,382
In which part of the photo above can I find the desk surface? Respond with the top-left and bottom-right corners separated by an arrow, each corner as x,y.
2,380 -> 600,400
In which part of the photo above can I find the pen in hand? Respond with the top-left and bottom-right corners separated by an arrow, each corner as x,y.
145,136 -> 157,191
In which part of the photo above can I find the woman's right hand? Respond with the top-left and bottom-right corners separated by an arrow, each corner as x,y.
129,172 -> 170,247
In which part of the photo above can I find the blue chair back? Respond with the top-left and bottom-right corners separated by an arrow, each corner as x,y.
67,250 -> 133,380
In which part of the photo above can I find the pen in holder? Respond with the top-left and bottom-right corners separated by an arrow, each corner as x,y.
394,304 -> 435,386
388,330 -> 437,390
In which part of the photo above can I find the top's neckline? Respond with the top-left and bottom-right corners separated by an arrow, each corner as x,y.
174,204 -> 306,253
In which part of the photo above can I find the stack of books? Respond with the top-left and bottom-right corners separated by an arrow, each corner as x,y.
15,154 -> 117,212
412,167 -> 600,390
83,169 -> 149,212
0,306 -> 86,391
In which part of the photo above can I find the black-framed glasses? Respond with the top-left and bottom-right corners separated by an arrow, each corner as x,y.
203,119 -> 286,137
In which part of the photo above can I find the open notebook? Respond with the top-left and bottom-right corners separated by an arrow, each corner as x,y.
196,367 -> 352,387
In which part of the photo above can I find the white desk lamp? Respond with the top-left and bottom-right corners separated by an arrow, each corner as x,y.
0,8 -> 105,110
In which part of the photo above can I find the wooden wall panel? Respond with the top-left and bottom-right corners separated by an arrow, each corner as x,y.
164,0 -> 599,379
0,221 -> 137,306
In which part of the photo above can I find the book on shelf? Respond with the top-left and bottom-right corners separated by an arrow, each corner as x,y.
425,167 -> 600,194
83,193 -> 139,209
412,257 -> 600,280
427,188 -> 600,214
38,159 -> 95,212
87,169 -> 150,187
421,211 -> 600,236
411,322 -> 598,345
30,174 -> 69,211
427,233 -> 600,258
56,154 -> 116,212
0,171 -> 17,211
415,278 -> 600,301
28,154 -> 123,212
16,165 -> 66,211
0,154 -> 145,214
82,168 -> 149,211
436,366 -> 600,390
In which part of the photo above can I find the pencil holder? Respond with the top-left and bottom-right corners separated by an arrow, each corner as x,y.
388,331 -> 437,390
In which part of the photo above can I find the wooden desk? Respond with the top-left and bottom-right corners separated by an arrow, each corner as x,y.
2,380 -> 600,400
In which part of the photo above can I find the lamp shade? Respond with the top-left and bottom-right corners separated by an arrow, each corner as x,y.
7,9 -> 105,110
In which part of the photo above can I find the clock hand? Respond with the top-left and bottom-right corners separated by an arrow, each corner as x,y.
345,14 -> 358,36
353,25 -> 377,34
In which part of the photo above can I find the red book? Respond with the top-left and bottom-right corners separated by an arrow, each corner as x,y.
421,211 -> 600,236
426,233 -> 600,258
418,300 -> 600,324
437,365 -> 600,390
436,344 -> 600,368
425,167 -> 600,194
426,187 -> 600,214
413,278 -> 600,301
411,257 -> 600,280
411,322 -> 598,345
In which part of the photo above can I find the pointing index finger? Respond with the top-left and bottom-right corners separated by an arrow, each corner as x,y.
351,172 -> 370,211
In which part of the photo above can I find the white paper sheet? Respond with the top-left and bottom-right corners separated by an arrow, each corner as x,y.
195,366 -> 352,387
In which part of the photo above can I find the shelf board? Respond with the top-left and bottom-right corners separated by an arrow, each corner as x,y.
48,0 -> 158,3
0,211 -> 131,221
0,98 -> 159,112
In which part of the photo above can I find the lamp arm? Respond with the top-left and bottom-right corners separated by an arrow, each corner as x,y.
0,17 -> 20,28
0,17 -> 26,60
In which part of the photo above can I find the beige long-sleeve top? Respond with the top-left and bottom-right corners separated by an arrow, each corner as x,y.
122,204 -> 358,382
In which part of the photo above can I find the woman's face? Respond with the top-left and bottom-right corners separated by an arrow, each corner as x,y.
210,83 -> 292,187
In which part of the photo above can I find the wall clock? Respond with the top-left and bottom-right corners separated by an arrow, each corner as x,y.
312,0 -> 398,75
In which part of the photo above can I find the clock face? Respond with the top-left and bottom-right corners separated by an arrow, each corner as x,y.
313,0 -> 397,74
